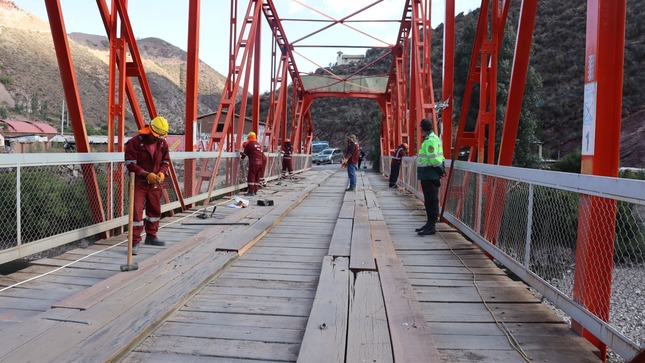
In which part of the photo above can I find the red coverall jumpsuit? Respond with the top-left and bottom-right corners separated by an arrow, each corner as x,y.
244,140 -> 264,193
282,143 -> 293,177
259,153 -> 268,187
125,131 -> 170,246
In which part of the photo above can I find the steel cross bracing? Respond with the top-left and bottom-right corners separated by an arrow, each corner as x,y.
44,0 -> 629,358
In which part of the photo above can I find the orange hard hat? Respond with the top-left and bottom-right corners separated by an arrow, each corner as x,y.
402,143 -> 408,149
284,138 -> 291,143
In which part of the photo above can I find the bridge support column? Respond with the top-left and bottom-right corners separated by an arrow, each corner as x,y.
573,0 -> 626,360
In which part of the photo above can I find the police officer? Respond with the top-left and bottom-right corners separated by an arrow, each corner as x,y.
415,118 -> 445,235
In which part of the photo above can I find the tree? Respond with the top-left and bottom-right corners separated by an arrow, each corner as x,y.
30,93 -> 39,116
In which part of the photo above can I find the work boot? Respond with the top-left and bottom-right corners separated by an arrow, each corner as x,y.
415,223 -> 430,232
244,191 -> 254,196
131,243 -> 139,255
418,226 -> 437,236
345,187 -> 355,191
144,236 -> 166,246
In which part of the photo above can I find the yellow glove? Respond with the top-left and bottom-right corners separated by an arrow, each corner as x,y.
158,172 -> 165,183
146,172 -> 158,184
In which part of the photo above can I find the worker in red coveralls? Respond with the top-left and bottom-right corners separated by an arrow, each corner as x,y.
259,149 -> 268,188
281,138 -> 294,178
389,143 -> 408,188
124,116 -> 170,255
240,131 -> 263,196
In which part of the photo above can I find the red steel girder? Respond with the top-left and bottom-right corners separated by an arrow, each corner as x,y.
441,0 -> 455,156
573,0 -> 626,358
45,0 -> 106,226
182,0 -> 200,201
196,0 -> 266,200
481,0 -> 539,259
441,0 -> 511,223
106,0 -> 184,213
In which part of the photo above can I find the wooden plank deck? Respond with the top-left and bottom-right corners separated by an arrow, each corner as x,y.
0,169 -> 604,363
366,173 -> 601,363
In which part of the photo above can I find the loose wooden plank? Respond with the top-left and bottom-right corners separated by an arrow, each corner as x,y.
169,311 -> 308,329
135,336 -> 300,361
327,218 -> 352,257
349,200 -> 376,271
211,277 -> 318,291
0,250 -> 237,363
346,271 -> 393,363
198,285 -> 316,299
216,182 -> 318,253
372,220 -> 441,363
297,256 -> 350,363
51,192 -> 300,311
337,200 -> 355,219
224,265 -> 322,276
153,321 -> 304,343
414,285 -> 540,303
123,351 -> 271,363
420,302 -> 565,323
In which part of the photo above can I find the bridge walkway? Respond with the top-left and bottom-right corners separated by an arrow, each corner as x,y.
0,169 -> 599,362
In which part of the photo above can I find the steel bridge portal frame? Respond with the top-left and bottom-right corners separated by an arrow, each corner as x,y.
43,0 -> 628,358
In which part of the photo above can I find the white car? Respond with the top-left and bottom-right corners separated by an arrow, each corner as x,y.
314,148 -> 343,165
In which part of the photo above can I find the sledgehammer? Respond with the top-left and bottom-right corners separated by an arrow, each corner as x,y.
121,172 -> 139,272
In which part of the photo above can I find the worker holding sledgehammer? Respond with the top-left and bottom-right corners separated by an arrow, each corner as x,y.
124,116 -> 171,255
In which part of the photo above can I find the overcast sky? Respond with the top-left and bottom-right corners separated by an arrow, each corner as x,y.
12,0 -> 480,92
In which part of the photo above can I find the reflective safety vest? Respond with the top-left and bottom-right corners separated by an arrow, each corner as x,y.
417,132 -> 444,167
416,132 -> 445,181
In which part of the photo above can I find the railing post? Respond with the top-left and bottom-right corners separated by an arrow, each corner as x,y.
109,161 -> 114,221
16,164 -> 21,247
476,173 -> 483,234
524,184 -> 534,268
573,1 -> 626,359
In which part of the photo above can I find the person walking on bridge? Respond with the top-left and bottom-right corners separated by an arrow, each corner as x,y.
240,131 -> 263,196
416,119 -> 445,236
343,134 -> 360,191
389,143 -> 408,188
124,116 -> 170,254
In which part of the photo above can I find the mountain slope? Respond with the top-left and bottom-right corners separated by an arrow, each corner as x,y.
0,0 -> 226,135
430,0 -> 645,166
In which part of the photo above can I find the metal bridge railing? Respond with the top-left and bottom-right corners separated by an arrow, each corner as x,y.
0,152 -> 311,265
382,156 -> 645,361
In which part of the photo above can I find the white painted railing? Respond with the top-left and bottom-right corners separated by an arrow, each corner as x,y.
0,152 -> 311,265
382,156 -> 645,361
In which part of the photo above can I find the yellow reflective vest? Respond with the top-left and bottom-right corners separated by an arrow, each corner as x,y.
416,132 -> 445,180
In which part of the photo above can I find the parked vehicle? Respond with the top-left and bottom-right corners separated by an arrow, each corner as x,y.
311,141 -> 329,156
314,148 -> 343,165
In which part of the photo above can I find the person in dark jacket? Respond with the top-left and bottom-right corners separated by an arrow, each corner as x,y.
389,143 -> 408,188
240,132 -> 263,196
343,134 -> 360,191
415,119 -> 445,236
124,116 -> 170,254
358,149 -> 366,169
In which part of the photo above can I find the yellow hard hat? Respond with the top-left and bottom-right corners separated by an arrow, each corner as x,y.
247,132 -> 257,141
150,116 -> 169,137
